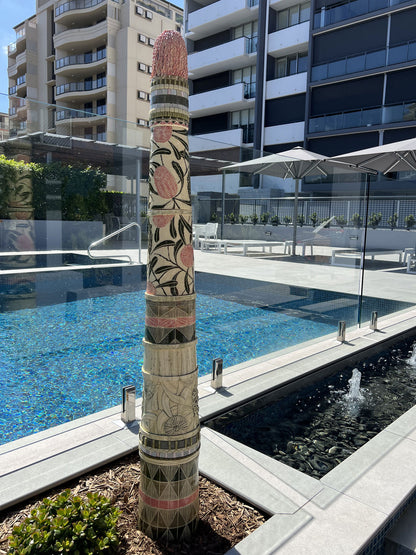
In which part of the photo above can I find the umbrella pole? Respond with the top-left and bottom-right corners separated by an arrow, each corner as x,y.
292,178 -> 300,256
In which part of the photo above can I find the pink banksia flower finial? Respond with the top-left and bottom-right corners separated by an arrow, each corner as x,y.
152,30 -> 188,79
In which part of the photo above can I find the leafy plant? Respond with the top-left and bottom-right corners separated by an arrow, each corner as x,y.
228,212 -> 236,224
297,214 -> 305,227
387,212 -> 398,230
210,212 -> 218,222
239,214 -> 248,224
251,213 -> 258,225
270,215 -> 280,226
283,216 -> 292,226
335,215 -> 347,228
8,489 -> 120,554
351,213 -> 363,228
405,214 -> 416,230
260,212 -> 270,225
310,212 -> 319,227
369,212 -> 382,229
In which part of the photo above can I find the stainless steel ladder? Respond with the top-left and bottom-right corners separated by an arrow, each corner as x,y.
87,222 -> 142,265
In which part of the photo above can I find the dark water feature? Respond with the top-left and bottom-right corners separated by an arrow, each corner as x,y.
206,337 -> 416,479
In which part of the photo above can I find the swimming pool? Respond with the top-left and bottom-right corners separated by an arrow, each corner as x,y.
0,269 -> 413,445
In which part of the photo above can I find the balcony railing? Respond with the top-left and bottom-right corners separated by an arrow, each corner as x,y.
56,49 -> 106,70
244,82 -> 256,98
56,77 -> 106,95
8,43 -> 16,55
311,40 -> 416,82
313,0 -> 410,28
55,105 -> 107,121
309,100 -> 416,133
55,0 -> 106,17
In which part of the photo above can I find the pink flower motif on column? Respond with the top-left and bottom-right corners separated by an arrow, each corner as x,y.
180,244 -> 194,267
146,281 -> 157,295
153,125 -> 172,143
153,214 -> 173,228
153,166 -> 177,199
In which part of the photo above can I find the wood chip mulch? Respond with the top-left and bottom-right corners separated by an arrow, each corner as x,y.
0,453 -> 267,554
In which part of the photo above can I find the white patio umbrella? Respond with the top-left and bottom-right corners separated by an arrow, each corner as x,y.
331,137 -> 416,174
221,146 -> 373,252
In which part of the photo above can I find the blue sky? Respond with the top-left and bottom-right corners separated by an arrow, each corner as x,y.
0,0 -> 184,114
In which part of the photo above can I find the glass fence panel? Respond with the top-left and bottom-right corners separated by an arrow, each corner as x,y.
1,94 -> 415,447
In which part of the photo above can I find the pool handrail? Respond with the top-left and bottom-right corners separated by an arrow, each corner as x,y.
87,222 -> 142,264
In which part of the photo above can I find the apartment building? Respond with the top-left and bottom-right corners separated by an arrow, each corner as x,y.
185,0 -> 416,195
7,0 -> 183,147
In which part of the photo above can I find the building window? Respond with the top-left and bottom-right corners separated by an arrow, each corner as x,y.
97,124 -> 106,141
145,10 -> 153,19
97,98 -> 107,115
137,118 -> 148,127
233,66 -> 256,98
138,90 -> 149,101
84,127 -> 93,140
276,2 -> 310,30
136,6 -> 144,15
138,34 -> 146,43
148,65 -> 152,74
231,108 -> 255,143
148,37 -> 155,46
138,62 -> 147,72
275,52 -> 308,78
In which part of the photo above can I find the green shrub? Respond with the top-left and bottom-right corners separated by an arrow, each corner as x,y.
369,212 -> 382,229
335,215 -> 347,228
228,212 -> 236,224
297,214 -> 305,227
239,214 -> 249,224
251,213 -> 258,225
309,212 -> 319,227
351,213 -> 363,228
260,212 -> 270,224
405,214 -> 416,230
283,216 -> 292,226
270,215 -> 280,226
387,213 -> 398,230
8,489 -> 120,554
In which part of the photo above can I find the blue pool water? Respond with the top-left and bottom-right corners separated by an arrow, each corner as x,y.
0,291 -> 336,444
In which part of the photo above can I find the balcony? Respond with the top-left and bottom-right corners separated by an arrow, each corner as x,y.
8,62 -> 17,78
189,82 -> 255,117
309,106 -> 382,133
266,73 -> 307,99
264,121 -> 305,146
56,77 -> 107,100
55,49 -> 106,76
268,22 -> 309,57
189,36 -> 256,78
55,105 -> 107,123
189,128 -> 244,152
54,20 -> 108,51
313,0 -> 391,29
187,0 -> 258,41
8,42 -> 17,57
55,0 -> 107,26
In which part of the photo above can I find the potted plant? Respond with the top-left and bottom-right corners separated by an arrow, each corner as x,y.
387,212 -> 398,230
239,214 -> 248,224
211,212 -> 218,222
283,216 -> 292,226
260,212 -> 270,225
335,215 -> 347,228
369,212 -> 382,229
297,214 -> 305,227
351,213 -> 363,228
405,214 -> 415,230
228,212 -> 236,224
310,212 -> 319,227
251,213 -> 258,225
270,215 -> 280,226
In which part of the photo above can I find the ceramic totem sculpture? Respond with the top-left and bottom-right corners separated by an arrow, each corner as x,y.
138,31 -> 200,540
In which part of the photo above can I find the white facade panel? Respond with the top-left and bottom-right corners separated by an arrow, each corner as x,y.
266,73 -> 307,99
263,121 -> 305,145
267,22 -> 309,57
189,128 -> 244,151
189,83 -> 254,117
188,37 -> 254,78
187,0 -> 257,40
